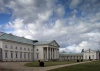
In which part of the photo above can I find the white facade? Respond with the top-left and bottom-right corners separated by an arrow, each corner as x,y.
0,32 -> 60,62
59,53 -> 83,61
34,40 -> 59,61
83,49 -> 100,60
59,49 -> 100,61
0,40 -> 34,61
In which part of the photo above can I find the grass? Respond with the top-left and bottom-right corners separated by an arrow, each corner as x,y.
25,60 -> 77,67
49,60 -> 100,71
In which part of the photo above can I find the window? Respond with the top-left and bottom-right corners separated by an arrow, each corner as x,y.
36,53 -> 39,59
28,53 -> 30,59
37,49 -> 38,51
24,48 -> 26,50
5,51 -> 8,58
5,45 -> 7,48
11,46 -> 13,49
16,52 -> 18,58
31,53 -> 33,59
28,48 -> 29,51
20,52 -> 22,59
20,47 -> 22,50
11,52 -> 13,58
24,53 -> 26,59
16,47 -> 17,49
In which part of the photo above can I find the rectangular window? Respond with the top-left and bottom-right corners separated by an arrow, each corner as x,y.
31,53 -> 33,59
36,53 -> 39,59
24,48 -> 26,50
28,53 -> 30,59
11,52 -> 13,58
24,53 -> 26,59
11,46 -> 13,49
20,52 -> 22,59
5,45 -> 7,48
5,52 -> 8,58
16,52 -> 18,58
28,48 -> 29,51
16,47 -> 17,49
37,49 -> 38,51
20,47 -> 22,50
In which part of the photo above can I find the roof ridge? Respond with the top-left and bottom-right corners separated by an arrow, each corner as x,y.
0,32 -> 34,45
5,33 -> 33,41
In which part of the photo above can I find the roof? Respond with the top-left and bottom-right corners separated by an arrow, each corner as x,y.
0,32 -> 4,37
0,32 -> 33,45
34,41 -> 52,45
34,40 -> 60,47
0,32 -> 60,46
84,49 -> 100,53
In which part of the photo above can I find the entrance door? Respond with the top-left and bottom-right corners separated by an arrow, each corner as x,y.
89,55 -> 91,60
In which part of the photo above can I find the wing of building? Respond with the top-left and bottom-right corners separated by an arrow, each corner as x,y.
0,32 -> 59,61
83,49 -> 100,60
59,53 -> 83,61
59,49 -> 100,61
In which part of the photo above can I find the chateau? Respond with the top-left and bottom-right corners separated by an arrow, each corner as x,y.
0,32 -> 59,61
0,32 -> 100,62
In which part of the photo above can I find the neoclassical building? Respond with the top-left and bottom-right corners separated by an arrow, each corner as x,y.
0,32 -> 59,61
0,32 -> 100,62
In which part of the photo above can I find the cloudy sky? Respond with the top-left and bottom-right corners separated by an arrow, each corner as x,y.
0,0 -> 100,53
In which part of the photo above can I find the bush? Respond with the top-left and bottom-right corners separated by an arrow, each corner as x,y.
77,60 -> 79,62
81,59 -> 83,62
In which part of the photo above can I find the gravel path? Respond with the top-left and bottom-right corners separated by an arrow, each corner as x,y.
0,61 -> 94,71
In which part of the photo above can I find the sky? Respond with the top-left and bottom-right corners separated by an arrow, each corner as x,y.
0,0 -> 100,53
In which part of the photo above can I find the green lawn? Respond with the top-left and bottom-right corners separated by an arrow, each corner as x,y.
49,60 -> 100,71
25,60 -> 77,67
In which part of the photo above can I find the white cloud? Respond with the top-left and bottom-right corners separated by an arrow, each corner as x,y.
0,0 -> 100,53
70,0 -> 81,8
55,5 -> 65,18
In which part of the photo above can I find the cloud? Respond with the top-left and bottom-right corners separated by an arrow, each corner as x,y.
0,0 -> 100,53
70,0 -> 81,8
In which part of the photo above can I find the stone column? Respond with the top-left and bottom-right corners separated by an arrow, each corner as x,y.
56,49 -> 58,59
47,47 -> 48,60
50,47 -> 51,59
52,48 -> 53,59
54,48 -> 56,59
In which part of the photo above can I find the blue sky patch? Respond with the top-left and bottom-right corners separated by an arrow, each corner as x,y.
0,13 -> 12,25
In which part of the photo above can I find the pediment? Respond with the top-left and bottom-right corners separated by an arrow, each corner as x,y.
49,40 -> 60,47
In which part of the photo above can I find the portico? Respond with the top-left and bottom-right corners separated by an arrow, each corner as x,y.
34,40 -> 60,61
43,47 -> 59,60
